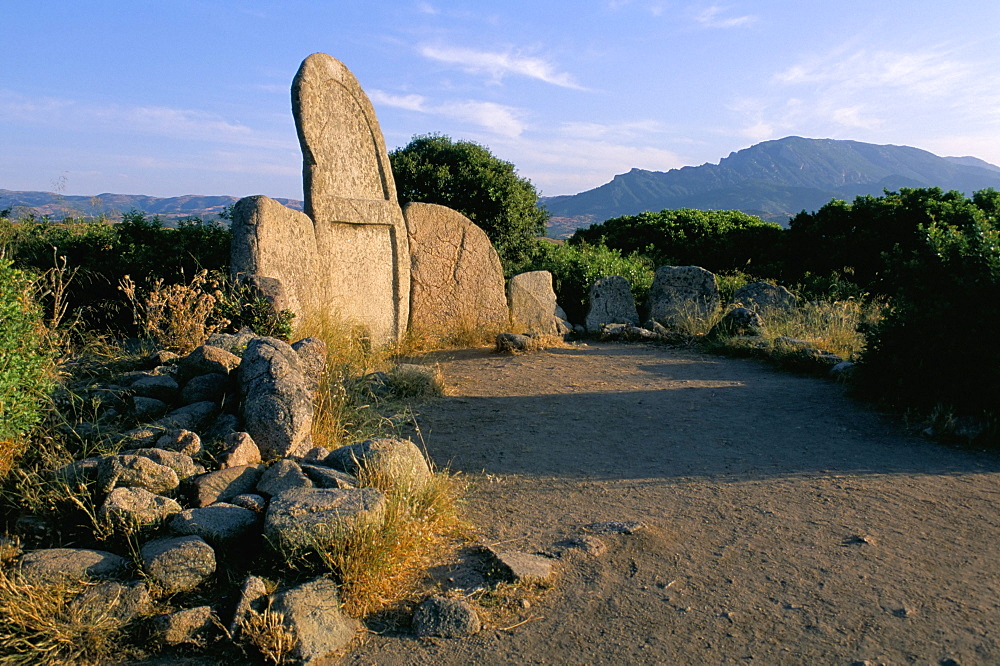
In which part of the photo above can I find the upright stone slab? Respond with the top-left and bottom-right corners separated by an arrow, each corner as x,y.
403,202 -> 509,339
239,338 -> 314,460
647,265 -> 719,328
731,281 -> 797,313
231,53 -> 410,345
507,271 -> 571,336
585,275 -> 640,332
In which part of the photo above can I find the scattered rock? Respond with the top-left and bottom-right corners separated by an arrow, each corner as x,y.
52,456 -> 103,485
239,337 -> 315,459
229,575 -> 269,638
206,328 -> 256,355
489,550 -> 554,584
176,344 -> 242,381
265,488 -> 386,549
126,448 -> 204,481
141,536 -> 216,594
180,372 -> 230,405
170,503 -> 259,546
97,454 -> 179,495
98,487 -> 182,531
256,459 -> 313,497
229,493 -> 268,513
151,606 -> 215,645
18,548 -> 130,583
300,464 -> 356,489
291,336 -> 328,393
219,432 -> 262,469
586,520 -> 644,535
190,464 -> 265,508
67,580 -> 151,627
731,281 -> 797,313
132,396 -> 169,420
155,400 -> 218,432
413,595 -> 481,637
326,438 -> 431,489
269,577 -> 360,663
131,374 -> 180,403
155,429 -> 203,456
495,332 -> 530,353
708,307 -> 766,339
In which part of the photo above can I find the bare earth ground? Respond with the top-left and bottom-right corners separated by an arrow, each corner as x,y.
344,342 -> 1000,665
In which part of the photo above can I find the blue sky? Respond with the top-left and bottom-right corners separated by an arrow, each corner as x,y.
3,1 -> 999,199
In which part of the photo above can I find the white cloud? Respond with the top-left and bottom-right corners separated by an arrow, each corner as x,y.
371,89 -> 527,137
558,119 -> 665,140
418,44 -> 586,90
693,5 -> 758,29
0,91 -> 285,147
416,2 -> 439,15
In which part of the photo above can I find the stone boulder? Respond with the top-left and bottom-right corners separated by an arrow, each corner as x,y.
269,577 -> 360,663
126,448 -> 204,481
585,276 -> 639,332
169,504 -> 259,546
403,202 -> 509,339
413,595 -> 481,637
68,580 -> 151,625
291,337 -> 327,393
256,459 -> 313,497
265,488 -> 386,550
732,281 -> 797,313
180,372 -> 230,405
708,307 -> 766,339
647,265 -> 719,328
176,345 -> 241,382
239,337 -> 314,459
326,438 -> 431,490
218,432 -> 262,469
98,487 -> 182,532
141,535 -> 216,594
18,548 -> 130,583
190,464 -> 265,508
150,606 -> 215,645
97,455 -> 179,495
130,375 -> 179,403
507,271 -> 571,336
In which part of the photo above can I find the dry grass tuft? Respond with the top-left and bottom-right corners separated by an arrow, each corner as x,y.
119,269 -> 228,354
277,462 -> 466,618
0,570 -> 127,664
241,605 -> 296,665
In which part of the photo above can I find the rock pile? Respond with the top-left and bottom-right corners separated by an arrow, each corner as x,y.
18,332 -> 439,661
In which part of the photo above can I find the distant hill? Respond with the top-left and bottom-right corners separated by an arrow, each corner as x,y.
541,137 -> 1000,236
0,190 -> 303,224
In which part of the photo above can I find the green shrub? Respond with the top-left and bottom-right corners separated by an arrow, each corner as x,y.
515,241 -> 654,323
0,258 -> 54,457
858,211 -> 1000,413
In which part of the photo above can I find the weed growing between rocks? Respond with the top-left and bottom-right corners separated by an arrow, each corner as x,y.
275,462 -> 465,618
0,570 -> 128,665
240,604 -> 296,665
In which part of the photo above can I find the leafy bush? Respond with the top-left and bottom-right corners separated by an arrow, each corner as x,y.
0,211 -> 232,335
515,241 -> 654,323
858,210 -> 1000,413
0,258 -> 54,460
390,134 -> 548,267
569,208 -> 784,276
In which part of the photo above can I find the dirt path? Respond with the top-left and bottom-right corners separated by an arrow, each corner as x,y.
345,342 -> 1000,665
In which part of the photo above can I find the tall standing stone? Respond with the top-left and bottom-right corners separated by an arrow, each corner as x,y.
585,276 -> 640,332
231,53 -> 410,345
403,202 -> 509,339
647,265 -> 719,328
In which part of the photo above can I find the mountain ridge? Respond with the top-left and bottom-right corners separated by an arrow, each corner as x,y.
542,137 -> 1000,236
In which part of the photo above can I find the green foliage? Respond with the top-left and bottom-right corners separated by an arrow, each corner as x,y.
211,274 -> 295,341
389,134 -> 548,267
570,208 -> 783,275
516,241 -> 654,323
858,204 -> 1000,413
0,259 -> 54,446
785,187 -> 989,294
0,211 -> 232,334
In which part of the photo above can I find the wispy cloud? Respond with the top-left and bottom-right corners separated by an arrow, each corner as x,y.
416,2 -> 439,15
0,91 -> 286,146
692,5 -> 758,29
418,44 -> 586,90
370,89 -> 527,137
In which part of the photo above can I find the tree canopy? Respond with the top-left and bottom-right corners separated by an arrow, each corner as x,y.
389,134 -> 548,267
